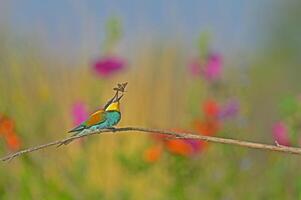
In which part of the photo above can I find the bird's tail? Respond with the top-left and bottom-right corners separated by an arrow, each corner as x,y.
68,125 -> 86,133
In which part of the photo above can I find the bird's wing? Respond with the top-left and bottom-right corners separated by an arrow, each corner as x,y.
68,110 -> 106,133
84,110 -> 106,127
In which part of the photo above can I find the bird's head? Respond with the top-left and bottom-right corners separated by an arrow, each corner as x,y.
105,93 -> 123,112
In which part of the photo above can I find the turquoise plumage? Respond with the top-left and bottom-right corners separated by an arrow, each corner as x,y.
69,92 -> 123,136
57,82 -> 128,147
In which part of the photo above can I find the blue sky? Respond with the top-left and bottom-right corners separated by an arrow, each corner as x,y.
0,0 -> 277,58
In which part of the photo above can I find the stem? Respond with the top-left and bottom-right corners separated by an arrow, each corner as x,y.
1,127 -> 301,162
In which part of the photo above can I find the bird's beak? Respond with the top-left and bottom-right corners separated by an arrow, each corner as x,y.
116,94 -> 123,102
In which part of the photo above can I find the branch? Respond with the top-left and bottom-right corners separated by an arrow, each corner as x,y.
1,127 -> 301,162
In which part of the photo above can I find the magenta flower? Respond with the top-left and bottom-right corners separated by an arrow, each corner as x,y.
72,102 -> 88,126
184,139 -> 204,155
203,53 -> 222,81
272,121 -> 290,146
188,53 -> 223,81
219,100 -> 240,120
93,56 -> 126,78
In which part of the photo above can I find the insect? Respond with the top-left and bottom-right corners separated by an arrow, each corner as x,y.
113,82 -> 128,93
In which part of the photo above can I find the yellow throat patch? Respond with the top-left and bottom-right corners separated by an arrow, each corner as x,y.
105,102 -> 120,112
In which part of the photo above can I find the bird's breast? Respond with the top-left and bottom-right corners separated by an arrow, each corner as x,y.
105,111 -> 121,126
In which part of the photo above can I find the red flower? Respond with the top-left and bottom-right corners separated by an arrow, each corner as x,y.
203,99 -> 220,118
146,128 -> 207,160
0,115 -> 21,150
144,145 -> 163,163
0,117 -> 14,133
165,139 -> 205,157
194,119 -> 220,137
165,139 -> 193,156
5,134 -> 21,150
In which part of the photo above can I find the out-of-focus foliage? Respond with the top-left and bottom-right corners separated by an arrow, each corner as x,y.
1,1 -> 301,199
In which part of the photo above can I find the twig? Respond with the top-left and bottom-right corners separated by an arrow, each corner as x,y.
1,127 -> 301,162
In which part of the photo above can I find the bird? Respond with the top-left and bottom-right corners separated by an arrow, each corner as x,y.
58,90 -> 124,147
70,92 -> 123,135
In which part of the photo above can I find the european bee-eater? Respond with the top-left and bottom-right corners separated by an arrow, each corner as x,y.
68,91 -> 123,136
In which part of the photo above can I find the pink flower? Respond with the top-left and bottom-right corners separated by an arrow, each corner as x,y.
184,139 -> 204,155
93,56 -> 126,78
203,53 -> 222,81
187,53 -> 223,82
72,102 -> 88,126
272,122 -> 290,146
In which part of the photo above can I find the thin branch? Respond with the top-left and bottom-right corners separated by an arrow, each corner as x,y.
1,127 -> 301,162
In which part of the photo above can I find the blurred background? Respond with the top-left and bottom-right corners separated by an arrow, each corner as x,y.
1,0 -> 301,199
